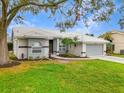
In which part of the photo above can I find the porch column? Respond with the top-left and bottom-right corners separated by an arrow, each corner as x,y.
53,39 -> 59,55
56,39 -> 59,55
103,44 -> 106,56
81,43 -> 86,57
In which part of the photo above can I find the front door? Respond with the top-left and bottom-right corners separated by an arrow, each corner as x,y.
49,40 -> 53,54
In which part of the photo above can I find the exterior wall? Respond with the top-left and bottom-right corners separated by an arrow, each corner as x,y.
53,39 -> 59,55
28,39 -> 49,59
13,38 -> 18,56
17,39 -> 28,59
103,44 -> 106,55
81,43 -> 86,57
111,33 -> 124,53
68,43 -> 82,56
13,38 -> 49,59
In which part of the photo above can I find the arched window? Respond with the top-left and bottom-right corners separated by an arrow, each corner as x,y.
32,42 -> 42,53
32,42 -> 41,47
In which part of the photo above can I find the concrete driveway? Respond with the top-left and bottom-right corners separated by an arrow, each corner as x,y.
92,56 -> 124,64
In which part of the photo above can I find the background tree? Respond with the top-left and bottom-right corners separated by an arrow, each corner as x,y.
118,1 -> 124,29
99,32 -> 113,42
0,0 -> 123,65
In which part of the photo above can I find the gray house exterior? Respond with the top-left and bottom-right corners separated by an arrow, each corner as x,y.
12,27 -> 109,59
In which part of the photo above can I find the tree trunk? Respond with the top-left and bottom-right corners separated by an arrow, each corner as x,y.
0,28 -> 8,65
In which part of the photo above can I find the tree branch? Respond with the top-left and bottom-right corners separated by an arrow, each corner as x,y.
1,0 -> 8,29
7,0 -> 66,16
6,0 -> 66,26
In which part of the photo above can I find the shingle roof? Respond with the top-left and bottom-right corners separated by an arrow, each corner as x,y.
13,27 -> 109,43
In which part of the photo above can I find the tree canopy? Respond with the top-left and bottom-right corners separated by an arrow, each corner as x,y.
0,0 -> 123,30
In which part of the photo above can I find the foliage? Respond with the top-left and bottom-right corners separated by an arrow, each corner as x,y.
62,37 -> 79,46
61,38 -> 74,45
112,53 -> 124,58
0,0 -> 121,30
8,42 -> 13,51
59,53 -> 79,58
106,43 -> 114,55
99,32 -> 113,42
56,0 -> 118,30
118,5 -> 124,29
1,60 -> 124,93
9,51 -> 17,60
0,0 -> 66,27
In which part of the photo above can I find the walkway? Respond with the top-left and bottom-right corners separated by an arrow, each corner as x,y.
51,55 -> 96,61
92,56 -> 124,64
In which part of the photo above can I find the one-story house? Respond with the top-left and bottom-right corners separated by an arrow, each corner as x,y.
12,27 -> 109,59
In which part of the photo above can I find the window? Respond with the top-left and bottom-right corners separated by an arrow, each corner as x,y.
63,48 -> 65,51
32,49 -> 41,53
112,45 -> 115,51
32,42 -> 42,53
32,42 -> 41,47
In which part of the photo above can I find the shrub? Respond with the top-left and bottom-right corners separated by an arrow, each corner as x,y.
59,53 -> 79,58
9,51 -> 17,60
106,43 -> 114,55
8,42 -> 13,51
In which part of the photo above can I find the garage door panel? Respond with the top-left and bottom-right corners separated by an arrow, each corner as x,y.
86,44 -> 103,56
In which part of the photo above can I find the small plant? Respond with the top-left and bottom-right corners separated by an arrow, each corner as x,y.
106,43 -> 114,55
62,37 -> 79,53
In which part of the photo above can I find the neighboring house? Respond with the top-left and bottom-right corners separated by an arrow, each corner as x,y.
107,31 -> 124,54
12,27 -> 108,59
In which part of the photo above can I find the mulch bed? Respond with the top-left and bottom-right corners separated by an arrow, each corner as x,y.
0,61 -> 21,68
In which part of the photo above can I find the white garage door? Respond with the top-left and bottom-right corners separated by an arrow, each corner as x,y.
86,44 -> 103,56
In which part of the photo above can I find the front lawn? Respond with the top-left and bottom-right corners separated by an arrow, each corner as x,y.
0,59 -> 124,93
112,53 -> 124,58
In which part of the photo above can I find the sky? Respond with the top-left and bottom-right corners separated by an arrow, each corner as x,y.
8,0 -> 123,37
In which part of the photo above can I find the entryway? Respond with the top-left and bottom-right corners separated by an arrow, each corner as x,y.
49,40 -> 53,54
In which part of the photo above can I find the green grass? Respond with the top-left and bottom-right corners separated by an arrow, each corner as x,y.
0,59 -> 124,93
112,53 -> 124,58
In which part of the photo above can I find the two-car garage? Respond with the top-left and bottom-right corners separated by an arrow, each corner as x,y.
86,44 -> 104,56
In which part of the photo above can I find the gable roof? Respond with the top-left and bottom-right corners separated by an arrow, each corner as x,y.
110,30 -> 124,36
13,27 -> 109,43
12,27 -> 62,39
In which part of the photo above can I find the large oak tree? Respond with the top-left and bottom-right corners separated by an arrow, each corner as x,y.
0,0 -> 123,65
